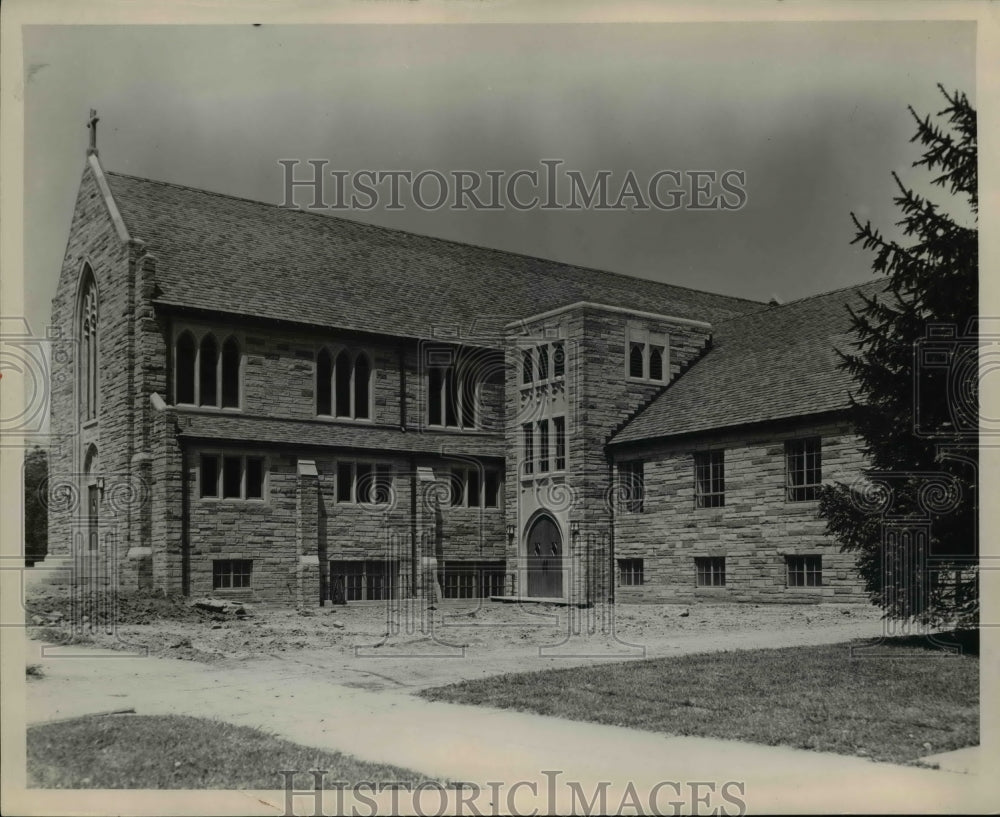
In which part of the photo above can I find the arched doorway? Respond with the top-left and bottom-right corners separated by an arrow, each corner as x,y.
526,514 -> 563,598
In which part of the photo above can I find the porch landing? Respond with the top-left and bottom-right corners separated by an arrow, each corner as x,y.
488,595 -> 590,607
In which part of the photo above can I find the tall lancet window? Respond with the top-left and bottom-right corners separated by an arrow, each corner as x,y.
316,347 -> 372,421
79,267 -> 99,421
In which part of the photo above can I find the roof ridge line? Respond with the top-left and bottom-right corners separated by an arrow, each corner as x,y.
707,278 -> 888,330
779,278 -> 888,306
104,169 -> 765,309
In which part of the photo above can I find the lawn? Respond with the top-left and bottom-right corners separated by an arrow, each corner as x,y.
28,714 -> 438,789
419,636 -> 979,764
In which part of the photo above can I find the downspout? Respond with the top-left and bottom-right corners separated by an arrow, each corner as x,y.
409,454 -> 418,598
398,344 -> 407,430
607,451 -> 615,605
125,242 -> 138,556
401,345 -> 417,597
181,444 -> 191,596
165,314 -> 173,404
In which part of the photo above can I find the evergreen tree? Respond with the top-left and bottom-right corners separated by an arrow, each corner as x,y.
24,446 -> 48,564
819,86 -> 978,627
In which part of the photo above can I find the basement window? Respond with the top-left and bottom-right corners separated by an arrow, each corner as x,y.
329,559 -> 398,602
787,555 -> 822,587
618,558 -> 644,586
695,557 -> 726,587
442,561 -> 506,599
213,559 -> 252,590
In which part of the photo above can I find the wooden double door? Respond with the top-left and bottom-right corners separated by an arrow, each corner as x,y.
526,515 -> 563,598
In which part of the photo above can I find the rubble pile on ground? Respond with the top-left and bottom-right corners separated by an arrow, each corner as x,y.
191,599 -> 254,620
25,589 -> 218,626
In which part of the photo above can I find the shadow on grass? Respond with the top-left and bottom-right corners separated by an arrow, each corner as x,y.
852,629 -> 979,657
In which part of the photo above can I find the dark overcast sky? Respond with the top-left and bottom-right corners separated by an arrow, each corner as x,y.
24,21 -> 975,338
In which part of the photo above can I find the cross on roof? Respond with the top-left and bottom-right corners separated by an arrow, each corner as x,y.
87,108 -> 99,156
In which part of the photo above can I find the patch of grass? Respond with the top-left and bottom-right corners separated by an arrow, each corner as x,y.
28,714 -> 438,789
420,637 -> 979,764
25,664 -> 44,678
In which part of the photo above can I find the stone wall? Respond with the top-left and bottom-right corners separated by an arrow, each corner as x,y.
177,447 -> 504,603
166,319 -> 505,433
47,161 -> 147,585
611,417 -> 868,604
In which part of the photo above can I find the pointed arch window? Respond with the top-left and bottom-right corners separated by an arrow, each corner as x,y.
428,364 -> 443,424
317,347 -> 373,420
174,328 -> 242,409
537,345 -> 549,381
626,324 -> 669,383
176,332 -> 196,404
316,348 -> 333,415
199,335 -> 219,407
552,342 -> 565,379
353,354 -> 371,420
649,345 -> 664,381
459,365 -> 477,428
334,350 -> 352,417
221,337 -> 241,408
629,343 -> 645,379
79,268 -> 99,421
522,348 -> 533,384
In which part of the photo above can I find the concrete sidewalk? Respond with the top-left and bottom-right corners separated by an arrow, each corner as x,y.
23,639 -> 994,813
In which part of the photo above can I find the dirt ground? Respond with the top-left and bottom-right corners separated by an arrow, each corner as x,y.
24,586 -> 887,690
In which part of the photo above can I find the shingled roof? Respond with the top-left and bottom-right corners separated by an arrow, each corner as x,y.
102,170 -> 763,339
609,279 -> 890,446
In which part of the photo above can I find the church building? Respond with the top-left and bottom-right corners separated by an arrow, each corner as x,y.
47,126 -> 876,607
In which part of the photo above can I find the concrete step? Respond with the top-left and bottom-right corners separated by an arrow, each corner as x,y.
23,556 -> 114,588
